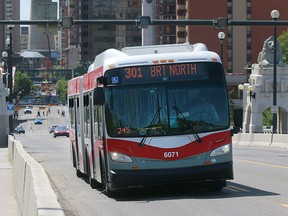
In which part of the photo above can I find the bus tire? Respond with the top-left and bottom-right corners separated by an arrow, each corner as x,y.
76,168 -> 85,178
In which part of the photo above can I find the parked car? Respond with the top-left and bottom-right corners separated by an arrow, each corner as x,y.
14,126 -> 25,134
53,126 -> 69,138
49,125 -> 58,133
23,106 -> 32,114
34,118 -> 43,124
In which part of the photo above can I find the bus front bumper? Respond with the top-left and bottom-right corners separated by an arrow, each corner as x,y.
108,162 -> 233,189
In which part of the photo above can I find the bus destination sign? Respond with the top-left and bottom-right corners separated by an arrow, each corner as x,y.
105,62 -> 219,85
123,63 -> 199,83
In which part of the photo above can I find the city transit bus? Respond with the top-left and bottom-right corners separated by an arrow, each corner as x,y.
68,43 -> 233,196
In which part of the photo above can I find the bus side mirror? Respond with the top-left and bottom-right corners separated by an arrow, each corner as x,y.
93,87 -> 105,105
233,108 -> 243,134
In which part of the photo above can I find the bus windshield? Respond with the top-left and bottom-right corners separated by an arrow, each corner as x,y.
105,80 -> 229,137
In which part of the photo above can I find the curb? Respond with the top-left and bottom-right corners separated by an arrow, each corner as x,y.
8,135 -> 65,216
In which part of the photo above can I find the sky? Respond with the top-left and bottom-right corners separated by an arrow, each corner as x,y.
20,0 -> 31,20
20,0 -> 59,20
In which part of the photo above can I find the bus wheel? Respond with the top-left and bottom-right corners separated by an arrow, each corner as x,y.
90,178 -> 101,189
105,188 -> 115,198
76,168 -> 85,178
208,180 -> 226,192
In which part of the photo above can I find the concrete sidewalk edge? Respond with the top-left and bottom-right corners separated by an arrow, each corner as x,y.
8,135 -> 65,216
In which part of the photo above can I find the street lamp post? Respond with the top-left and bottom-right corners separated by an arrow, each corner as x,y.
6,25 -> 14,134
218,32 -> 225,62
271,10 -> 279,134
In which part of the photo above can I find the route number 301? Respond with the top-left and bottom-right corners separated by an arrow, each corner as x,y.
164,151 -> 179,158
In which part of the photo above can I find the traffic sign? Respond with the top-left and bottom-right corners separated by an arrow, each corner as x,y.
6,103 -> 14,115
6,103 -> 14,111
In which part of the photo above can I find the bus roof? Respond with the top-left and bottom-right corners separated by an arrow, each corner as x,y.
121,42 -> 207,55
89,43 -> 220,72
68,43 -> 221,94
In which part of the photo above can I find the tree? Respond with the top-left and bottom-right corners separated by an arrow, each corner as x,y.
56,79 -> 68,103
263,108 -> 272,126
278,30 -> 288,64
14,71 -> 33,98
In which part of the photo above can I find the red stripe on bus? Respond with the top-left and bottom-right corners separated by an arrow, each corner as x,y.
106,131 -> 231,161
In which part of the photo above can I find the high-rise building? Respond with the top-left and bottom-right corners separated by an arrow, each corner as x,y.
0,0 -> 20,54
28,0 -> 58,50
66,0 -> 179,65
67,0 -> 143,64
186,0 -> 288,75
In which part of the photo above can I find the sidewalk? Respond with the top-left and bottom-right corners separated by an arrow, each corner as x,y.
0,148 -> 21,216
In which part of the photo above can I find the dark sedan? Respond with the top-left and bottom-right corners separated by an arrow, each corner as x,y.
14,126 -> 25,134
23,108 -> 32,114
53,126 -> 69,138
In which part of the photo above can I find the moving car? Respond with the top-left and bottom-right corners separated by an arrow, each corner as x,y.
34,118 -> 43,124
14,126 -> 25,134
53,126 -> 69,138
49,125 -> 58,133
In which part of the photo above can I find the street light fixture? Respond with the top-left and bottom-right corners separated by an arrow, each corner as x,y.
218,32 -> 225,62
238,84 -> 243,100
271,10 -> 279,134
248,85 -> 256,100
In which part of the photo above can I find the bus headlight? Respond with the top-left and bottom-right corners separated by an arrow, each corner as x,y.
210,144 -> 230,157
110,152 -> 133,163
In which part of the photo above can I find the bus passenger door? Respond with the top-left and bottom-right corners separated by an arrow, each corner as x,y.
93,104 -> 104,183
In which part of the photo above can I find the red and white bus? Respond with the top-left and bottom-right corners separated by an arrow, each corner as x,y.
68,43 -> 233,195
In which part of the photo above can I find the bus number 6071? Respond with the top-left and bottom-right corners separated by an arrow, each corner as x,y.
164,151 -> 179,158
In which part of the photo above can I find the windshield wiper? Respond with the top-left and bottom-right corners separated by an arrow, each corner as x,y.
173,105 -> 202,143
139,106 -> 162,147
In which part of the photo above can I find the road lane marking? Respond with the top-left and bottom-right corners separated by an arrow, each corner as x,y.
235,159 -> 288,169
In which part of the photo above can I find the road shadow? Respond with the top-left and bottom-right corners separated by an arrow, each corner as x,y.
107,181 -> 279,201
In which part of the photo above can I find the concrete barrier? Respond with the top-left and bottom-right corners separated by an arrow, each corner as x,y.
233,133 -> 288,149
8,135 -> 65,216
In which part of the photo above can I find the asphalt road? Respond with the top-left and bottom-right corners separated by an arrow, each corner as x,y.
14,106 -> 288,216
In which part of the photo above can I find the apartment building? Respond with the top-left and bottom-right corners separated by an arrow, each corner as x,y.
186,0 -> 288,76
